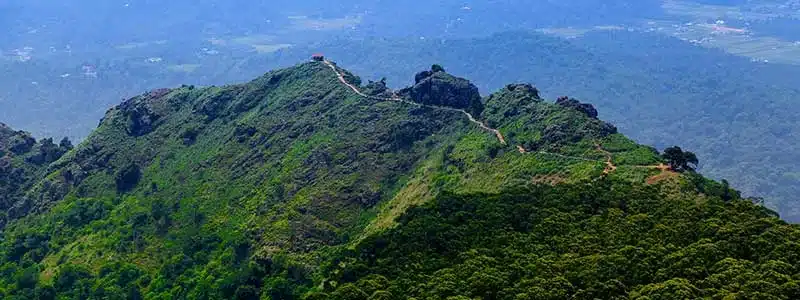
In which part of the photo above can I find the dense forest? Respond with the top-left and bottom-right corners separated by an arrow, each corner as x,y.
0,61 -> 797,299
322,183 -> 796,299
0,123 -> 72,227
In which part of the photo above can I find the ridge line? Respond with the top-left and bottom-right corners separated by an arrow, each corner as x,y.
323,60 -> 507,145
321,60 -> 670,177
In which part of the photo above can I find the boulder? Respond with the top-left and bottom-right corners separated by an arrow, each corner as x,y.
364,78 -> 391,97
409,66 -> 483,115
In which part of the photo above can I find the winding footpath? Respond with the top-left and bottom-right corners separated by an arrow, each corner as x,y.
322,59 -> 679,179
595,143 -> 618,175
323,60 -> 506,145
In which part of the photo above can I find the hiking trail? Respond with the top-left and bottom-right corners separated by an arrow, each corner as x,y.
595,143 -> 618,175
323,60 -> 506,145
322,59 -> 675,178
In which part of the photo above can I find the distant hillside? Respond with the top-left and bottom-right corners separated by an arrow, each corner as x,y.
0,61 -> 796,299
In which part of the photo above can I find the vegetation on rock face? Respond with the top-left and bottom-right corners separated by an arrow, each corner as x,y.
0,123 -> 72,228
0,61 -> 796,299
556,96 -> 600,119
482,84 -> 617,151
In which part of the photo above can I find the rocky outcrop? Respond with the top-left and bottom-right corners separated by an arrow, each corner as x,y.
364,78 -> 392,98
122,89 -> 173,136
404,65 -> 484,115
505,83 -> 542,101
125,106 -> 160,136
481,83 -> 543,126
1,124 -> 36,156
556,96 -> 599,119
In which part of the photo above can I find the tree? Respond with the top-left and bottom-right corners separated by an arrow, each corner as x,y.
662,146 -> 699,172
431,64 -> 446,73
368,291 -> 392,300
632,278 -> 701,300
721,179 -> 734,202
332,283 -> 368,300
59,137 -> 73,151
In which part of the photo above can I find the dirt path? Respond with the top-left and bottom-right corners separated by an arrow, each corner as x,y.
323,60 -> 507,145
595,143 -> 618,175
592,143 -> 677,179
324,60 -> 377,99
324,60 -> 610,169
648,163 -> 671,172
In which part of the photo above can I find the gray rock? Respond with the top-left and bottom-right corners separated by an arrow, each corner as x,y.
556,96 -> 599,119
409,69 -> 483,115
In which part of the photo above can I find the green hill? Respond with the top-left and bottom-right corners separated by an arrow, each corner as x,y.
0,61 -> 796,299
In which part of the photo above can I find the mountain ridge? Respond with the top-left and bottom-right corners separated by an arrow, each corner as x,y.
267,31 -> 800,221
322,60 -> 507,146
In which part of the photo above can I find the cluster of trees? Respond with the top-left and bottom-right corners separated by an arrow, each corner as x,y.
321,179 -> 797,299
662,146 -> 699,172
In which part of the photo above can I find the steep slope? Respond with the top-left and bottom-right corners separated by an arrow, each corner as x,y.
0,61 -> 796,299
1,0 -> 663,141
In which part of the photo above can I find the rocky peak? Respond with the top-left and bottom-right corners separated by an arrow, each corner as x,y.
364,77 -> 392,98
404,65 -> 484,115
102,88 -> 174,137
0,124 -> 36,156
